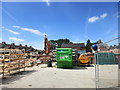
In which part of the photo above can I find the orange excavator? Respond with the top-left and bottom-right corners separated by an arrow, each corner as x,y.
37,35 -> 50,64
44,35 -> 50,55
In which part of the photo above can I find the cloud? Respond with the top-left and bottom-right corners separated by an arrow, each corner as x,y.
43,0 -> 50,6
21,28 -> 43,35
12,26 -> 47,36
42,33 -> 47,35
88,16 -> 99,23
100,13 -> 107,18
8,30 -> 20,35
12,26 -> 20,28
9,37 -> 24,41
88,13 -> 108,23
2,26 -> 20,35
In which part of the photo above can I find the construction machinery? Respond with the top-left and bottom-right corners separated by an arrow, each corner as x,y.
38,35 -> 51,64
78,53 -> 90,66
44,35 -> 50,55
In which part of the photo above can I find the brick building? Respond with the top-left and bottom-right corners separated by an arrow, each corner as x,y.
99,44 -> 108,51
61,43 -> 85,51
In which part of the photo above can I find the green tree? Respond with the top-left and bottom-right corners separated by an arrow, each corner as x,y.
49,38 -> 73,49
85,39 -> 93,52
57,38 -> 72,47
49,40 -> 57,50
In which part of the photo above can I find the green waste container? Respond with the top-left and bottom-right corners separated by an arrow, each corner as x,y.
56,48 -> 73,68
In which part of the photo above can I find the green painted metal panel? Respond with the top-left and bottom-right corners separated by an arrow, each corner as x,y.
56,48 -> 73,68
96,52 -> 116,65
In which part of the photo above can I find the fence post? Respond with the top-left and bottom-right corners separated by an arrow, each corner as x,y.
118,58 -> 120,87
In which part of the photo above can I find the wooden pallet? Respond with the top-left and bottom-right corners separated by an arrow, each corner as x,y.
0,48 -> 26,78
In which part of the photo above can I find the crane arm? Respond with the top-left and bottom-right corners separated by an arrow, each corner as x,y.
104,37 -> 120,44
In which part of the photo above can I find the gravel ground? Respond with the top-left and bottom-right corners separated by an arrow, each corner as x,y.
1,63 -> 118,88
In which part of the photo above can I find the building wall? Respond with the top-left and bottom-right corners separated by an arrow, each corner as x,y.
61,46 -> 84,51
61,43 -> 85,51
109,49 -> 120,54
99,45 -> 108,51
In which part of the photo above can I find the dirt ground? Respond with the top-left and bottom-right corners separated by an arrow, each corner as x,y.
1,63 -> 119,88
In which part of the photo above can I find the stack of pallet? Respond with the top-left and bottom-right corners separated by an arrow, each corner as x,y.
39,55 -> 51,63
0,49 -> 25,78
51,50 -> 56,61
72,49 -> 78,66
25,59 -> 36,67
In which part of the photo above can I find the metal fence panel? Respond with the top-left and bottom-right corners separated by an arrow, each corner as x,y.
96,52 -> 116,65
95,52 -> 118,88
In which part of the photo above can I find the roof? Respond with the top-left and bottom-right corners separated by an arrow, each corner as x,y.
109,48 -> 120,54
0,42 -> 38,52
